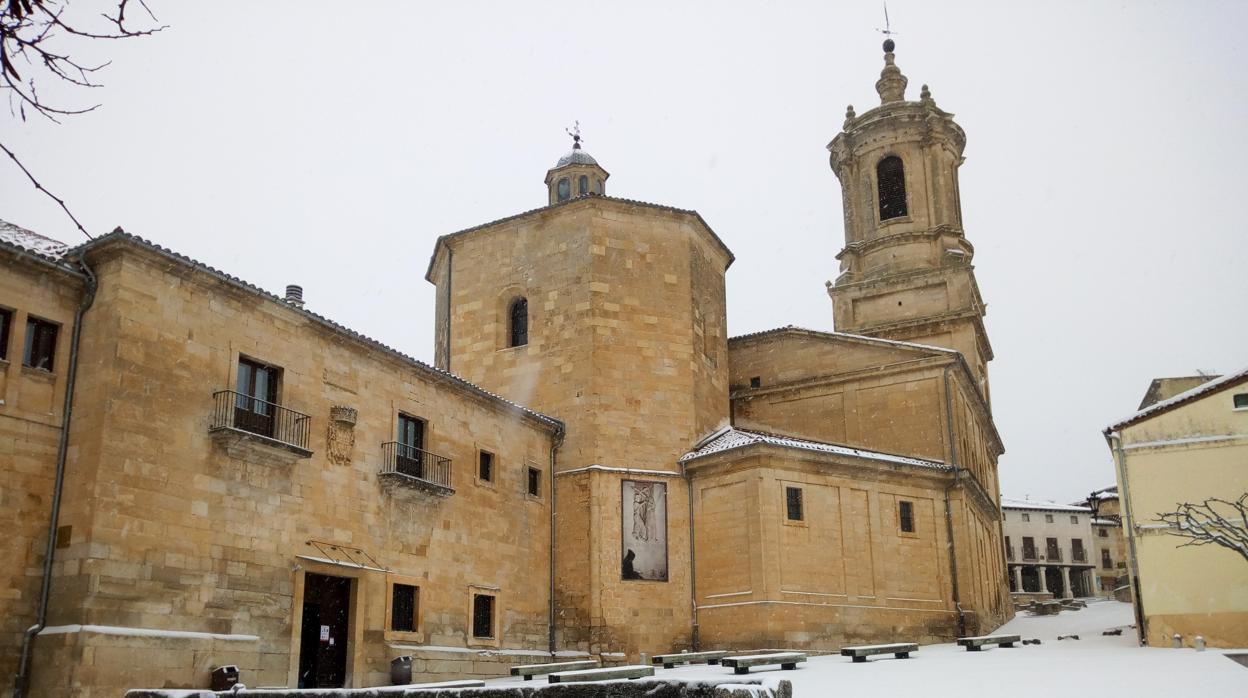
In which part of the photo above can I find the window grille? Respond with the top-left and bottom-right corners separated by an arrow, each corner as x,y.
899,500 -> 915,533
785,487 -> 803,521
391,584 -> 418,632
509,298 -> 528,347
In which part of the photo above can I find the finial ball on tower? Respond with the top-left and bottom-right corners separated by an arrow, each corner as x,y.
883,38 -> 895,53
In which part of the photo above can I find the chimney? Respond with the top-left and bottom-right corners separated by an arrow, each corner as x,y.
284,284 -> 305,309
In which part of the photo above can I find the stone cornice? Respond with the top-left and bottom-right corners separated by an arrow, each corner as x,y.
835,224 -> 972,262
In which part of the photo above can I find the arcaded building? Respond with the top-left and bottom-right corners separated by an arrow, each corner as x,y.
0,41 -> 1009,696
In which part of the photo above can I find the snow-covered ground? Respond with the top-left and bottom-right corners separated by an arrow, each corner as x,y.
481,600 -> 1246,696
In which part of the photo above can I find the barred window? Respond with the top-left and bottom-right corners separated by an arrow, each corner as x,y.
509,298 -> 528,348
877,156 -> 907,220
785,487 -> 803,521
390,584 -> 418,633
899,500 -> 915,533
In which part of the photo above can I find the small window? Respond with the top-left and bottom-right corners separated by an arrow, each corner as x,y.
479,451 -> 494,482
597,179 -> 604,195
1234,393 -> 1248,409
0,308 -> 12,361
527,466 -> 541,497
472,594 -> 495,639
1101,549 -> 1112,570
557,178 -> 570,202
1070,515 -> 1079,524
23,316 -> 58,371
784,486 -> 803,521
578,175 -> 588,195
1021,513 -> 1030,522
898,500 -> 915,533
1098,527 -> 1108,538
509,298 -> 529,348
876,156 -> 907,220
391,584 -> 418,632
749,376 -> 761,388
1045,514 -> 1054,523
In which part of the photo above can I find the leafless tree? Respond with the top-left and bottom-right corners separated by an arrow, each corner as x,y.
1,0 -> 163,238
1157,493 -> 1248,563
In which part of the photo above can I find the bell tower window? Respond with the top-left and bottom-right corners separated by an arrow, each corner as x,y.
877,155 -> 907,221
557,178 -> 570,202
509,297 -> 529,348
578,175 -> 588,195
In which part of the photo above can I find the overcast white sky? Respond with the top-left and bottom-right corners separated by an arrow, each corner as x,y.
2,1 -> 1245,504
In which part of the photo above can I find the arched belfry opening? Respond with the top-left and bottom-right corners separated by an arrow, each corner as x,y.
508,297 -> 529,348
544,122 -> 610,205
877,155 -> 907,221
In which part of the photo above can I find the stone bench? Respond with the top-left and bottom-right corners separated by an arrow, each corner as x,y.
548,665 -> 655,683
957,634 -> 1021,651
405,679 -> 485,688
652,651 -> 728,669
840,643 -> 918,662
721,652 -> 807,674
509,659 -> 599,680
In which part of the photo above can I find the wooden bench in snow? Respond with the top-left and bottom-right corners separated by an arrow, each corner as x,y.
957,634 -> 1021,651
651,650 -> 728,668
509,659 -> 598,680
840,642 -> 918,662
547,665 -> 655,683
721,652 -> 807,674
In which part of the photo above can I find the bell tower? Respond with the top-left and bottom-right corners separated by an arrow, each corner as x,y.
544,123 -> 609,205
826,39 -> 993,400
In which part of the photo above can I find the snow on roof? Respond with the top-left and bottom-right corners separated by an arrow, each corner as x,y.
1106,365 -> 1248,433
679,427 -> 949,470
0,219 -> 71,262
727,324 -> 957,355
1000,496 -> 1091,513
1092,517 -> 1119,526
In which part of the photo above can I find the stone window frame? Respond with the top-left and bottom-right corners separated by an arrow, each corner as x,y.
897,499 -> 918,537
1044,514 -> 1054,524
525,462 -> 543,500
496,287 -> 531,352
23,314 -> 60,372
0,305 -> 12,362
384,573 -> 424,642
475,446 -> 497,488
466,584 -> 501,648
875,153 -> 910,225
781,484 -> 806,527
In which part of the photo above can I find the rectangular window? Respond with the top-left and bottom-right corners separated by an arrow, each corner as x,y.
1101,549 -> 1112,570
1234,393 -> 1248,409
1044,514 -> 1054,523
1022,537 -> 1036,560
1072,538 -> 1086,562
391,584 -> 418,633
1046,537 -> 1060,561
234,357 -> 280,437
396,414 -> 427,478
1021,513 -> 1030,522
0,308 -> 11,361
1098,527 -> 1108,538
478,450 -> 494,482
1070,515 -> 1079,524
23,316 -> 58,371
898,500 -> 915,533
527,466 -> 541,497
785,487 -> 803,521
472,594 -> 495,639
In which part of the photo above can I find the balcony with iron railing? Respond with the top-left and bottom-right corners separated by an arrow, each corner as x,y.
1072,549 -> 1088,563
1022,548 -> 1038,562
210,389 -> 312,459
1046,548 -> 1063,562
378,442 -> 454,497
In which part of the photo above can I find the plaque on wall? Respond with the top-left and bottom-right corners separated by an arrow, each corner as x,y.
621,480 -> 668,582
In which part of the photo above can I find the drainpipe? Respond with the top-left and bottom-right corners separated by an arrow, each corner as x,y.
941,365 -> 967,638
14,254 -> 97,698
547,425 -> 564,655
684,462 -> 699,651
1108,431 -> 1147,645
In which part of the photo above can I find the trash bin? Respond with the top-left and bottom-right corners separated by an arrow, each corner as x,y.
210,665 -> 239,691
390,655 -> 413,685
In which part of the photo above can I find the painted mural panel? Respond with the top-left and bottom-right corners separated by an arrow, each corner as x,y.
621,480 -> 668,581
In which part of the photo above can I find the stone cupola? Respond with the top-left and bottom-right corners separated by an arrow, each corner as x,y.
544,124 -> 609,205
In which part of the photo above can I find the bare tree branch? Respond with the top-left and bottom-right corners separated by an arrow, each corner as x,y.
1157,493 -> 1248,563
2,1 -> 163,238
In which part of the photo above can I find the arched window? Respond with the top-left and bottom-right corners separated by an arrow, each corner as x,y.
597,179 -> 604,195
578,175 -> 588,195
877,156 -> 908,221
509,297 -> 528,347
557,178 -> 570,202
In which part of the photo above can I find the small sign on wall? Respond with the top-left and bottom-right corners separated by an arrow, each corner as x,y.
320,625 -> 330,642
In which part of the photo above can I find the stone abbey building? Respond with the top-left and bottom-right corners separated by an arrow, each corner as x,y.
0,43 -> 1010,696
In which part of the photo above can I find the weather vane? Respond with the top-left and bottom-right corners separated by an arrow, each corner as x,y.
876,2 -> 899,47
566,121 -> 582,149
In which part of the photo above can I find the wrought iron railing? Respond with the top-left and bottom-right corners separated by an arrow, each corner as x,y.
1072,549 -> 1087,563
211,390 -> 311,452
1022,549 -> 1038,561
379,442 -> 452,489
1047,548 -> 1063,562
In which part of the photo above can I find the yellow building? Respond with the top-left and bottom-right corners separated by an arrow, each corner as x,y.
0,39 -> 1010,696
1104,368 -> 1248,647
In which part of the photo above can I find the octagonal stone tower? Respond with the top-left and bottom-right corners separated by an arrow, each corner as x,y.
827,40 -> 992,400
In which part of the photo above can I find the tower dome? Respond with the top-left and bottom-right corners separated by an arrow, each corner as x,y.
544,123 -> 609,205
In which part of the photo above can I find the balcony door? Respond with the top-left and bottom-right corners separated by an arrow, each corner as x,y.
235,358 -> 278,438
396,415 -> 426,479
